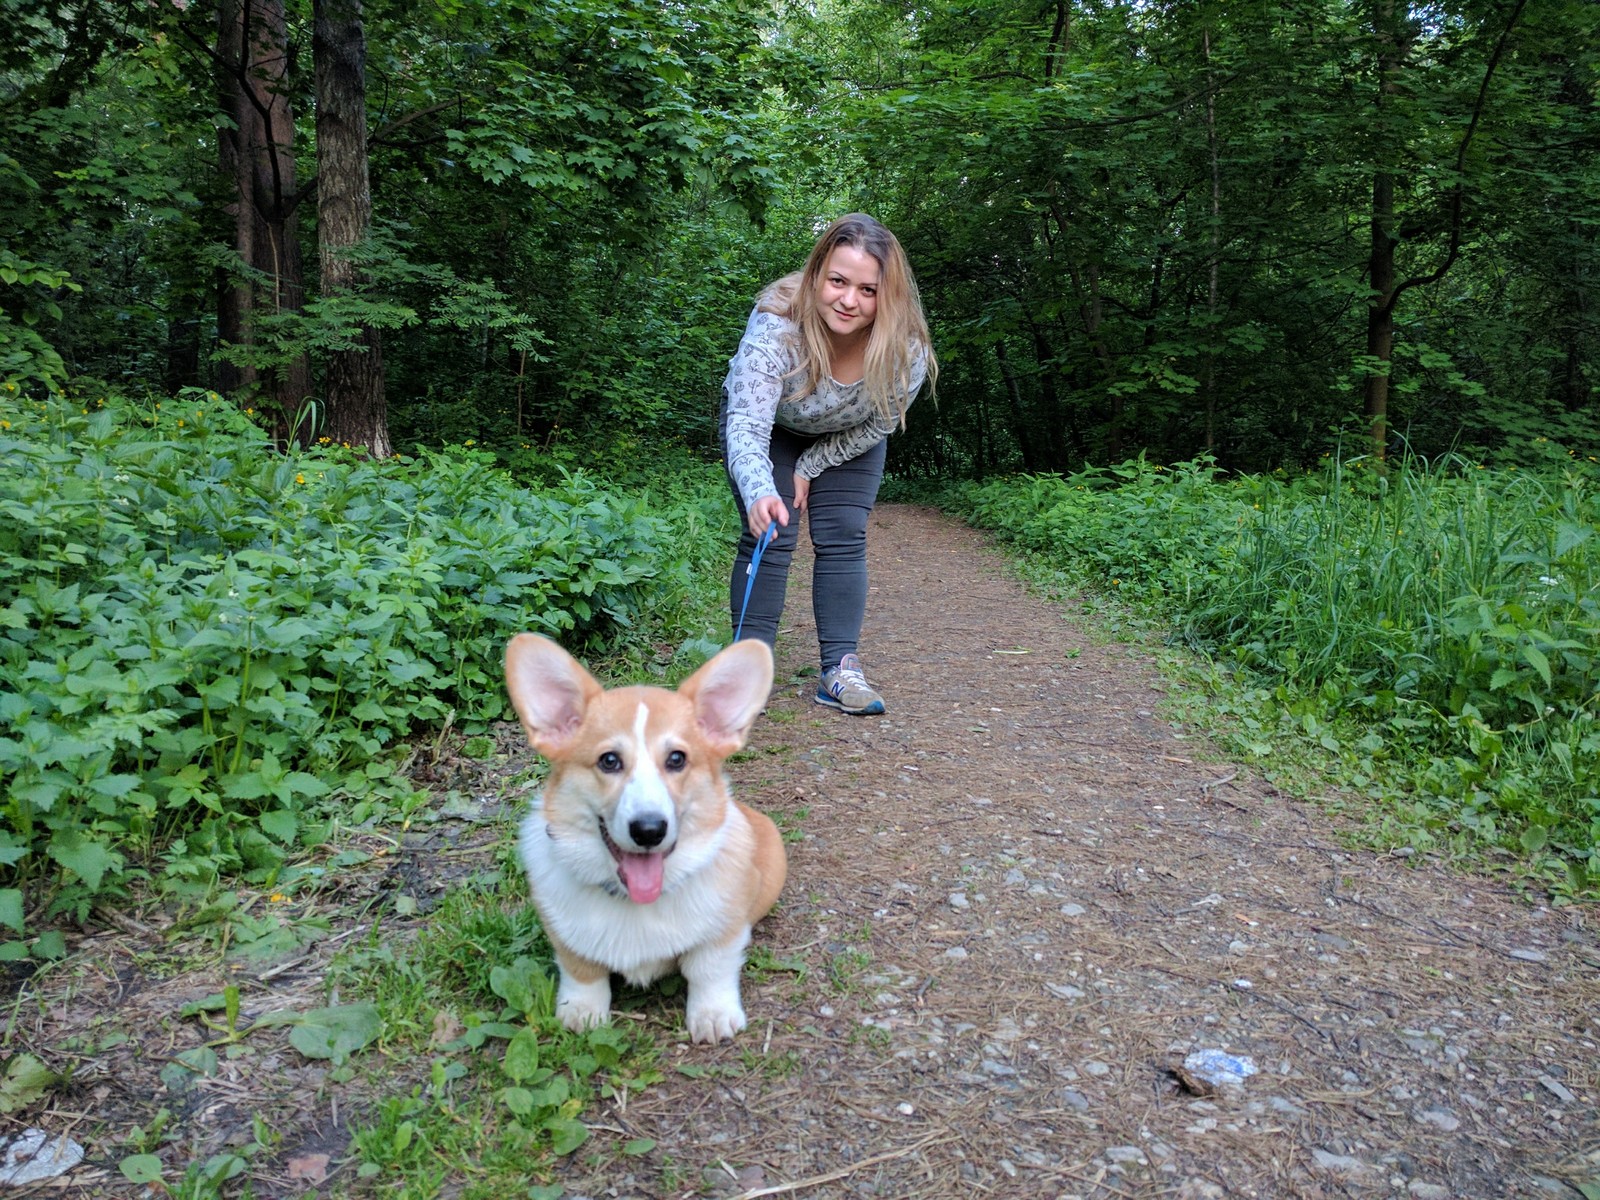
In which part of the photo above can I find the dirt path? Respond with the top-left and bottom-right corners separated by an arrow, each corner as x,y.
553,504 -> 1600,1200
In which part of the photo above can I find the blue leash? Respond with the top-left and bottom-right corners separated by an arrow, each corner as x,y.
733,523 -> 777,642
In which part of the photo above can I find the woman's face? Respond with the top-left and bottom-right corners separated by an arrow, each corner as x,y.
815,244 -> 880,340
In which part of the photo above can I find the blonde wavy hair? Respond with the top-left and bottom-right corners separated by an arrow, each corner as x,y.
756,213 -> 937,429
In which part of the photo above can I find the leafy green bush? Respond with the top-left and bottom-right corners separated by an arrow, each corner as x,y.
0,391 -> 736,945
949,449 -> 1600,894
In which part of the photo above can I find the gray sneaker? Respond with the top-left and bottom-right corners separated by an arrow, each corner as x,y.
815,653 -> 886,715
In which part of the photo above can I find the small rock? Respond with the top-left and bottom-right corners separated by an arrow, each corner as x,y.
0,1131 -> 85,1185
944,947 -> 969,959
1105,1146 -> 1146,1165
948,892 -> 970,910
1059,1089 -> 1090,1111
1312,1149 -> 1369,1173
1508,948 -> 1548,962
1060,903 -> 1087,917
1538,1076 -> 1576,1104
1184,1049 -> 1258,1088
1414,1107 -> 1460,1133
1408,1184 -> 1452,1199
1082,1061 -> 1112,1077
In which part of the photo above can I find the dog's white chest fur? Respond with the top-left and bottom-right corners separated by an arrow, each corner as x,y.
518,806 -> 736,982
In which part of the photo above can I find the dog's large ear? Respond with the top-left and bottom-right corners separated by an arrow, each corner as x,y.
681,639 -> 774,757
504,634 -> 602,757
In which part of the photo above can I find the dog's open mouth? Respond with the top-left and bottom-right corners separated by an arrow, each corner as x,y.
599,818 -> 672,904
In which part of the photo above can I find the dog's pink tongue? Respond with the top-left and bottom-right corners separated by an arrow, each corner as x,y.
618,852 -> 666,904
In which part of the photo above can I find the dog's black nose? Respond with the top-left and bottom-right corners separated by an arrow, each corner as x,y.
629,816 -> 668,848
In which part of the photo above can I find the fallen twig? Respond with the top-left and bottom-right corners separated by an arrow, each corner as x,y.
731,1133 -> 955,1199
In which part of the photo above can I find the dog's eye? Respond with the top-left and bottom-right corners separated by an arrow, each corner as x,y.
597,751 -> 624,774
664,749 -> 687,772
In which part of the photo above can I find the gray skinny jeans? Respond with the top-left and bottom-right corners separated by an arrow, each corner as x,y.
722,418 -> 886,671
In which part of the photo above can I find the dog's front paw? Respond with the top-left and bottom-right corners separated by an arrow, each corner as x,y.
556,998 -> 610,1032
686,998 -> 747,1044
556,975 -> 612,1032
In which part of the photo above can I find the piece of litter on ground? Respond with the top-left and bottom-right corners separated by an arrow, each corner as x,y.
1183,1049 -> 1259,1089
0,1129 -> 86,1185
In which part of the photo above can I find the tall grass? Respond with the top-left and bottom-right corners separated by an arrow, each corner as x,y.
950,450 -> 1600,894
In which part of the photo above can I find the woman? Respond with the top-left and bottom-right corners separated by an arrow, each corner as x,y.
720,213 -> 937,715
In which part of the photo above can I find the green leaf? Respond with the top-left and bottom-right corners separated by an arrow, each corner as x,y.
546,1117 -> 588,1155
502,1027 -> 542,1083
259,809 -> 297,844
46,831 -> 119,891
622,1137 -> 656,1155
0,1053 -> 54,1113
119,1154 -> 165,1185
488,963 -> 534,1015
501,1086 -> 533,1116
288,1003 -> 381,1064
31,931 -> 66,960
0,890 -> 23,934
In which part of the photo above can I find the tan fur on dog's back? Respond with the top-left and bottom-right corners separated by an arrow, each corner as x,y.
727,799 -> 787,925
504,634 -> 785,1042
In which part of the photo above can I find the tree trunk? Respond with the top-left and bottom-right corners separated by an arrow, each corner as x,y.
314,0 -> 390,457
1365,165 -> 1397,462
1027,321 -> 1070,470
995,339 -> 1039,473
1363,0 -> 1405,464
215,0 -> 311,442
1201,25 -> 1221,455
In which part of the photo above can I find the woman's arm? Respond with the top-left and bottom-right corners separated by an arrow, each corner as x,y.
723,310 -> 793,512
793,346 -> 927,481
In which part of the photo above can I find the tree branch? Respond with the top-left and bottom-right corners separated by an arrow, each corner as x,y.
1387,0 -> 1529,312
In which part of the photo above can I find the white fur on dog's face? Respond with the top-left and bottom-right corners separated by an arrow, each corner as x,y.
505,636 -> 770,906
540,690 -> 730,904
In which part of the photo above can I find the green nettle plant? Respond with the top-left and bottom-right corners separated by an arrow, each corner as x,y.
950,450 -> 1600,895
0,391 -> 734,951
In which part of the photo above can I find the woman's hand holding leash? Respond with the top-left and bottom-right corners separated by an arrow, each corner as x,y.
748,494 -> 789,539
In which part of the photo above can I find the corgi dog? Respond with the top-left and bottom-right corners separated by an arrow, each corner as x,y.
503,634 -> 787,1044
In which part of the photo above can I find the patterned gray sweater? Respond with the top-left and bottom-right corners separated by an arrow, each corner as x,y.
722,307 -> 928,510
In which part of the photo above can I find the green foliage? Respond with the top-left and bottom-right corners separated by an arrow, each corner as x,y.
336,879 -> 662,1196
0,389 -> 738,933
0,245 -> 81,394
951,449 -> 1600,895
